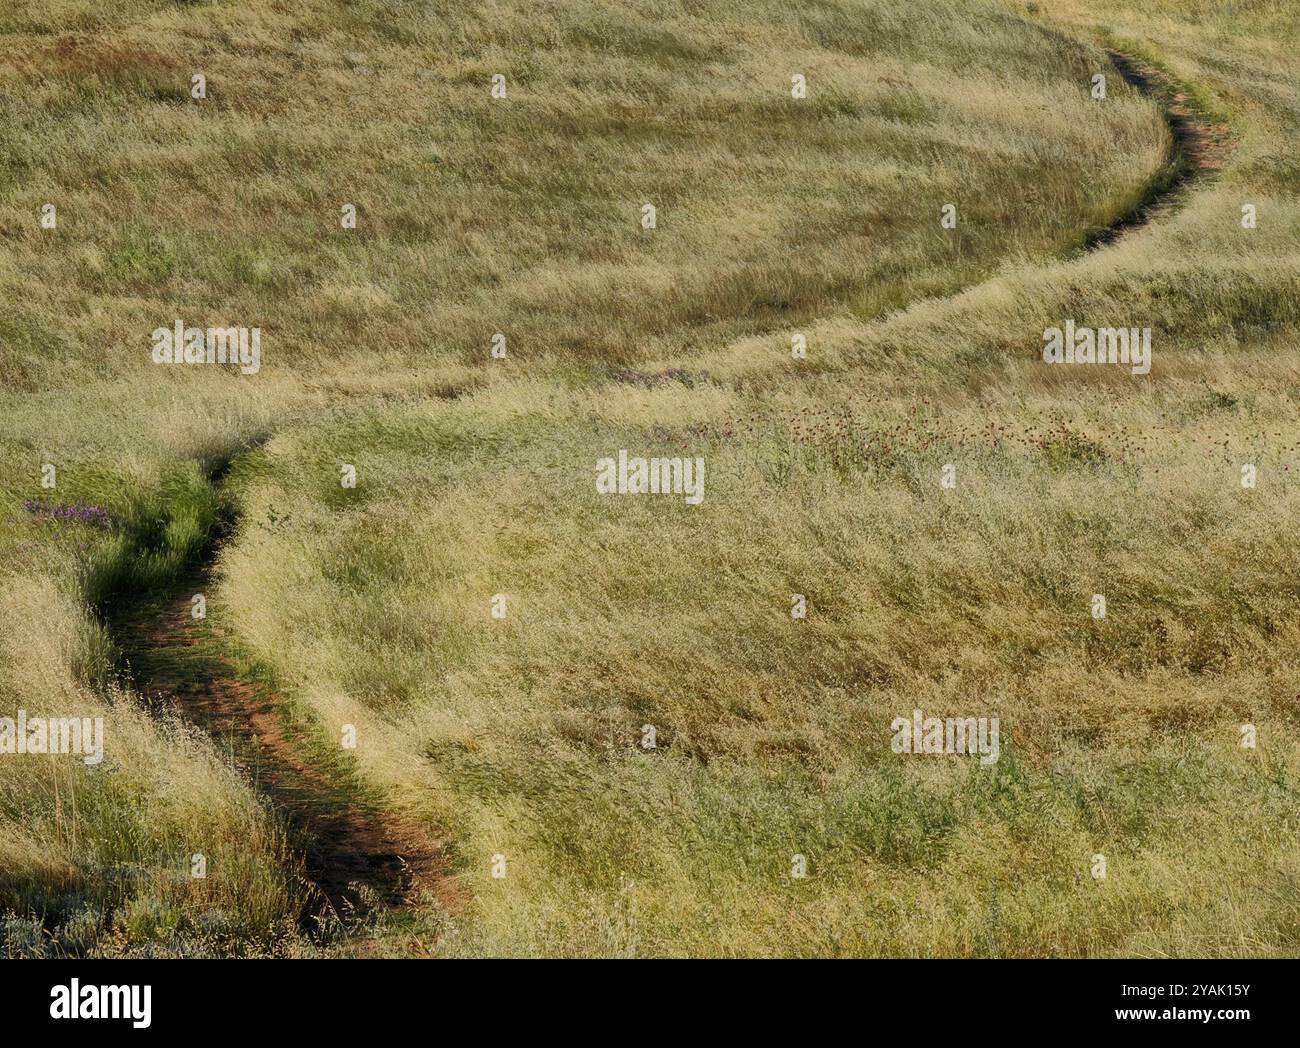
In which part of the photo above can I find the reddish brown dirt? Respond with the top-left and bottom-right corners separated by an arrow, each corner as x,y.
1072,51 -> 1230,250
110,563 -> 460,922
1109,50 -> 1233,175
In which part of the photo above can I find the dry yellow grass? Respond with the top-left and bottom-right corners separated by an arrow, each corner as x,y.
2,0 -> 1297,956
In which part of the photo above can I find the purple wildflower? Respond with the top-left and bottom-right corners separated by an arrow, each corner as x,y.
23,499 -> 122,529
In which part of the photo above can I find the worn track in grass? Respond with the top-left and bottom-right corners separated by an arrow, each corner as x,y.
1083,49 -> 1230,248
108,536 -> 459,928
97,40 -> 1225,942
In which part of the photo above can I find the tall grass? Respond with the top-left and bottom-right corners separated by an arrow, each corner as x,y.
2,0 -> 1298,955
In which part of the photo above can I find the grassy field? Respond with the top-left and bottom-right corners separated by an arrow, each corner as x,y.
1,0 -> 1298,957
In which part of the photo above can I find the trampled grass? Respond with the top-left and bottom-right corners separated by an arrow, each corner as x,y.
1,0 -> 1298,957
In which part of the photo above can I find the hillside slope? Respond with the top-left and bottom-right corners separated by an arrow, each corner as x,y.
4,0 -> 1296,957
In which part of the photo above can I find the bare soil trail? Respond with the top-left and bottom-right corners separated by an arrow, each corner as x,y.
96,41 -> 1225,940
1109,50 -> 1230,175
108,554 -> 458,924
1086,49 -> 1231,247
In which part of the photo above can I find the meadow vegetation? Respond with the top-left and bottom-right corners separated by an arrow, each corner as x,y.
1,0 -> 1297,956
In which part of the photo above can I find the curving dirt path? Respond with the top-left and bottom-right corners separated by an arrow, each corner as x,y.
108,525 -> 458,927
1086,49 -> 1230,247
99,41 -> 1225,940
